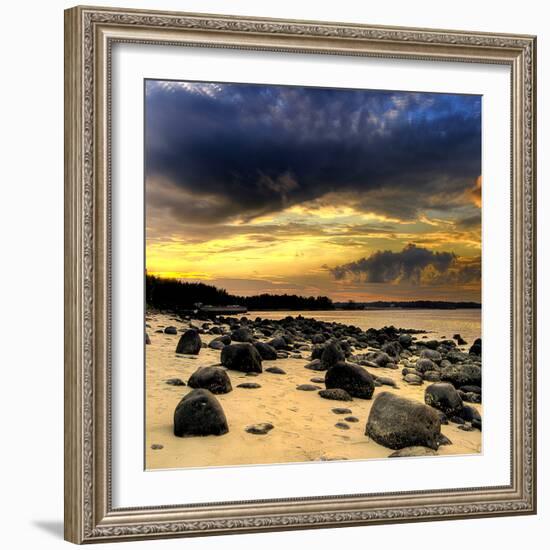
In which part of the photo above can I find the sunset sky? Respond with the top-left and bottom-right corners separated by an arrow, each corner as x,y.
145,80 -> 481,302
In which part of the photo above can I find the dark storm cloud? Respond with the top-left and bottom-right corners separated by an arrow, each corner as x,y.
145,81 -> 481,224
330,244 -> 456,284
456,213 -> 482,230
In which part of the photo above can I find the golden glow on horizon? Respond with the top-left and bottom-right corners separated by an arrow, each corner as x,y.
146,190 -> 482,302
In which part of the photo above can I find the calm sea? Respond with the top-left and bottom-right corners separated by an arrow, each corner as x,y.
246,309 -> 482,345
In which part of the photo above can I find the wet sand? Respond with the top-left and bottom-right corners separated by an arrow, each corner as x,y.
145,312 -> 482,470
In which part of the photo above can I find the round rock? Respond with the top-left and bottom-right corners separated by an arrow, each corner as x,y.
175,329 -> 202,355
320,341 -> 346,370
366,392 -> 441,450
187,366 -> 232,394
173,389 -> 229,437
325,362 -> 375,399
424,382 -> 464,417
221,343 -> 263,373
254,342 -> 278,360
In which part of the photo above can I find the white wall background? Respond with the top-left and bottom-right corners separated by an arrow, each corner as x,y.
0,1 -> 546,548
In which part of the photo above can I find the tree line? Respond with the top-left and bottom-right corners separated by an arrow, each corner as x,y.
145,275 -> 335,311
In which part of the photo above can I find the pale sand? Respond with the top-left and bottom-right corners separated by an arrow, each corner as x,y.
146,312 -> 482,470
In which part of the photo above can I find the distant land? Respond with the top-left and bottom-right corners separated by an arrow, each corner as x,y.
146,276 -> 480,312
335,300 -> 481,310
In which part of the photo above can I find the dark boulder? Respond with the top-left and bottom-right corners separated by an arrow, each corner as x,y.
440,364 -> 481,388
460,404 -> 482,425
402,367 -> 422,378
376,376 -> 398,387
469,338 -> 482,356
311,345 -> 326,360
325,362 -> 375,399
208,335 -> 231,350
208,340 -> 225,351
460,385 -> 481,395
374,352 -> 392,368
237,382 -> 262,389
175,329 -> 202,355
461,391 -> 481,404
404,373 -> 423,385
254,342 -> 278,360
420,349 -> 442,363
164,326 -> 178,335
415,358 -> 437,373
424,382 -> 464,417
366,392 -> 441,450
231,327 -> 254,343
304,359 -> 324,371
173,389 -> 228,437
381,340 -> 402,359
311,333 -> 326,344
398,334 -> 413,348
453,334 -> 467,345
422,370 -> 442,382
145,333 -> 151,345
221,343 -> 262,373
268,336 -> 289,350
446,350 -> 470,363
187,366 -> 232,394
320,341 -> 345,370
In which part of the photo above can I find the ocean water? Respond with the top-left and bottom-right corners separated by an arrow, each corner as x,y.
246,309 -> 482,346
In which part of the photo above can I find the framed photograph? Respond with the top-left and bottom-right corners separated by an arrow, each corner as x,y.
64,5 -> 537,544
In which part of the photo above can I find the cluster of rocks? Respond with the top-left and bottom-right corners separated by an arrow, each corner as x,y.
155,314 -> 482,453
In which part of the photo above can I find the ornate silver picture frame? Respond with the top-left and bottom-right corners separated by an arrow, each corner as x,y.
64,5 -> 536,544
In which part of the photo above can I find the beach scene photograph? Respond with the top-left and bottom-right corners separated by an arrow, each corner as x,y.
144,79 -> 482,470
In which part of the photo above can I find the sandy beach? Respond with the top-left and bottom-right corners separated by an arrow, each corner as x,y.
145,311 -> 482,470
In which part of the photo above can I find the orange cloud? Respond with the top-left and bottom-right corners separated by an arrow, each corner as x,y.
466,176 -> 482,208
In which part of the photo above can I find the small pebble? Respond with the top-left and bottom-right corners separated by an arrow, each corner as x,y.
246,423 -> 274,435
165,378 -> 185,386
296,384 -> 321,391
331,408 -> 352,415
265,367 -> 286,375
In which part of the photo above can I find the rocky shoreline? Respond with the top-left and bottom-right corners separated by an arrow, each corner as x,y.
146,312 -> 482,463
